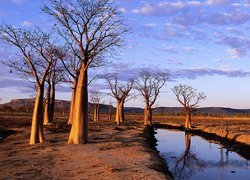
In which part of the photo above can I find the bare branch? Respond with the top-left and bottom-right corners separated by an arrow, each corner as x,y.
134,69 -> 168,108
106,74 -> 134,103
172,84 -> 206,112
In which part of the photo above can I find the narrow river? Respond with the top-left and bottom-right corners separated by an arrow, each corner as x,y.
155,129 -> 250,180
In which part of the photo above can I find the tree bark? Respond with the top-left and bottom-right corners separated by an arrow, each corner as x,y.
68,63 -> 88,144
185,111 -> 192,129
50,81 -> 55,124
115,101 -> 124,125
144,106 -> 152,125
68,78 -> 77,125
43,81 -> 52,125
93,105 -> 99,124
30,85 -> 45,144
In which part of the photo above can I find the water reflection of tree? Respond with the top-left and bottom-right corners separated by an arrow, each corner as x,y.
173,133 -> 205,179
219,144 -> 229,168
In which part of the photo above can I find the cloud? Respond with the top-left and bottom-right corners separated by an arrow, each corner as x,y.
106,63 -> 149,81
20,21 -> 32,27
183,46 -> 197,52
227,48 -> 247,59
155,23 -> 188,40
0,78 -> 28,88
207,12 -> 250,25
120,8 -> 126,13
205,0 -> 228,6
161,46 -> 178,53
132,1 -> 250,27
167,59 -> 183,66
216,34 -> 250,58
132,1 -> 186,16
0,77 -> 34,94
142,23 -> 157,28
170,68 -> 250,80
188,1 -> 202,6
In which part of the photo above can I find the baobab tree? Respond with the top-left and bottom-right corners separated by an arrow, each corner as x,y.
108,99 -> 114,121
106,75 -> 134,125
90,90 -> 101,124
134,70 -> 168,125
43,0 -> 127,144
172,84 -> 206,129
0,25 -> 60,144
43,60 -> 65,125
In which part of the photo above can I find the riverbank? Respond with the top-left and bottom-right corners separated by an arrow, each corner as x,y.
0,115 -> 172,179
154,116 -> 250,146
155,122 -> 250,160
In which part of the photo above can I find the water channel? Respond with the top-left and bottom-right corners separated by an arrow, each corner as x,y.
155,129 -> 250,180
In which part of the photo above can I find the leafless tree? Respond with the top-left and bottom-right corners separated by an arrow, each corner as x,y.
90,90 -> 101,124
106,75 -> 133,125
0,24 -> 60,144
43,0 -> 127,144
134,70 -> 168,125
43,60 -> 65,125
108,99 -> 114,121
172,84 -> 206,129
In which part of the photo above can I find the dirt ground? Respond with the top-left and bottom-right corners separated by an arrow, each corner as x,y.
0,114 -> 172,180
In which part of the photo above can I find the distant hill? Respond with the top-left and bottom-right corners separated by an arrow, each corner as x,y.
152,106 -> 250,116
1,98 -> 250,116
0,98 -> 113,113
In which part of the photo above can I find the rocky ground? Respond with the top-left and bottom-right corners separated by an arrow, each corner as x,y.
0,114 -> 172,180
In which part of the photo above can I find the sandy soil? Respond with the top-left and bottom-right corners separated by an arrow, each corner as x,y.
0,115 -> 172,180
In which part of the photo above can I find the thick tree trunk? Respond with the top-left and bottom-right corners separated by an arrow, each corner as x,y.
68,64 -> 88,144
115,101 -> 124,125
50,81 -> 55,124
144,106 -> 152,125
93,105 -> 99,124
68,78 -> 77,125
185,111 -> 192,129
30,85 -> 45,144
43,81 -> 52,125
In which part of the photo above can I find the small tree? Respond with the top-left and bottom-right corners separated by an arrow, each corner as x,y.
134,70 -> 168,125
90,90 -> 101,124
106,75 -> 133,125
108,99 -> 114,121
172,84 -> 206,129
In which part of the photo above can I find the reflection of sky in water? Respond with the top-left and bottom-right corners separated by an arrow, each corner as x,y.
156,129 -> 250,180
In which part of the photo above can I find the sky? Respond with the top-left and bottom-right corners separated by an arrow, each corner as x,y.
1,0 -> 250,109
